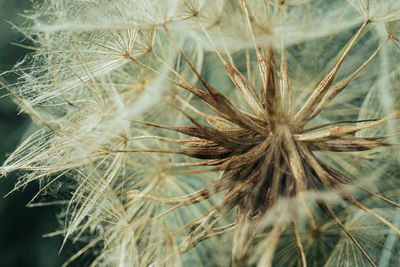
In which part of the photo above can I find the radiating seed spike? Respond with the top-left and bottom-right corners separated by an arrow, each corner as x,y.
293,20 -> 370,128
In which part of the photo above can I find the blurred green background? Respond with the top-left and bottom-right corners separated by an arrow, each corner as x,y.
0,1 -> 84,266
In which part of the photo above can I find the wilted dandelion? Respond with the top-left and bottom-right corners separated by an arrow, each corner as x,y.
1,0 -> 400,266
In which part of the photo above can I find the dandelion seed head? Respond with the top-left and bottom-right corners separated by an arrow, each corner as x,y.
2,0 -> 400,266
346,0 -> 400,22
